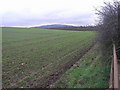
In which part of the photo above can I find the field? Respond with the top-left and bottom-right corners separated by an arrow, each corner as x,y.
2,27 -> 96,88
52,44 -> 111,88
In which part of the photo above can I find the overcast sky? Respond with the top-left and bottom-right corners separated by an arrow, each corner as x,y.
1,0 -> 113,27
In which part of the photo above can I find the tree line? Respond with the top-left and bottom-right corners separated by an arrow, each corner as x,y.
97,0 -> 120,59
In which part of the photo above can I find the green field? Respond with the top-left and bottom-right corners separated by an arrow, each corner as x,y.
51,44 -> 111,88
2,27 -> 96,88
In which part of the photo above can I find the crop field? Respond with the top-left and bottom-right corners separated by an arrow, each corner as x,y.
51,44 -> 111,88
2,27 -> 96,88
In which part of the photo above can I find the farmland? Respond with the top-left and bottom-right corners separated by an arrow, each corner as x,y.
2,27 -> 96,88
51,44 -> 111,88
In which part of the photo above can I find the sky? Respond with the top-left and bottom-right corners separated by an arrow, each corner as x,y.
0,0 -> 113,27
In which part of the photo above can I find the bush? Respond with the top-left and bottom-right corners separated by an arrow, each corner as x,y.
97,0 -> 120,59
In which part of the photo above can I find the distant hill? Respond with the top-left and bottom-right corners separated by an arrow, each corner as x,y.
32,24 -> 96,31
32,24 -> 73,28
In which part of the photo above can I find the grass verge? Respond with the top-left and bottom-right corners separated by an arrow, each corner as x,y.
51,44 -> 111,88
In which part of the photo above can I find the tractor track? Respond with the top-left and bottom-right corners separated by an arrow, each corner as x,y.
43,43 -> 96,88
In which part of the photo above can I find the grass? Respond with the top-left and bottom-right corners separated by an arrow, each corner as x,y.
2,27 -> 96,88
51,44 -> 111,88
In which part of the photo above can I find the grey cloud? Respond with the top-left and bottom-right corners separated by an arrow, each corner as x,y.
2,10 -> 95,27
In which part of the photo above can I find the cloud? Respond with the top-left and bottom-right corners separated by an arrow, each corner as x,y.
2,11 -> 95,26
1,0 -> 113,27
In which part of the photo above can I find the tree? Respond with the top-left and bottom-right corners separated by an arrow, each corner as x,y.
96,0 -> 120,59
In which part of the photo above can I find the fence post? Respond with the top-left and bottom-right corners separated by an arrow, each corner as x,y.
113,44 -> 119,88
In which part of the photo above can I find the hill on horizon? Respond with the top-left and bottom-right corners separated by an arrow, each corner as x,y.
32,24 -> 74,28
